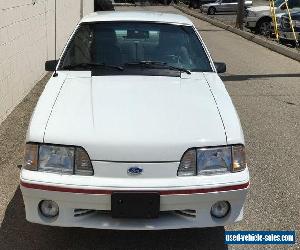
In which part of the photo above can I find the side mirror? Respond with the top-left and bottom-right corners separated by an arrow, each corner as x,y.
45,60 -> 58,71
280,4 -> 287,10
214,62 -> 226,73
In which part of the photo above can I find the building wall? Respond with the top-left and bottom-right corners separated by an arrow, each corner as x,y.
0,0 -> 94,124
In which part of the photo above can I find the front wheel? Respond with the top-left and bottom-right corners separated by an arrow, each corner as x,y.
248,28 -> 255,33
256,19 -> 271,36
192,0 -> 199,8
208,7 -> 216,15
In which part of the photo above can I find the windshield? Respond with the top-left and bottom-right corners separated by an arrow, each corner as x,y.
274,0 -> 284,7
59,22 -> 213,74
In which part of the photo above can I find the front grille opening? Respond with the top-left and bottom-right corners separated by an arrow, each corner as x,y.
74,209 -> 197,218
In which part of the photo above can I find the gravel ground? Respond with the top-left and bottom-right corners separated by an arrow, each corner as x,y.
0,5 -> 299,250
0,74 -> 50,225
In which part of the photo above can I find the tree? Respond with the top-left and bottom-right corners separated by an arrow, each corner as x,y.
236,0 -> 245,29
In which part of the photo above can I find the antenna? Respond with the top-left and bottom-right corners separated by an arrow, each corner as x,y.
53,0 -> 58,77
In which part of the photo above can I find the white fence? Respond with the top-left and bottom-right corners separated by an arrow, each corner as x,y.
0,0 -> 94,124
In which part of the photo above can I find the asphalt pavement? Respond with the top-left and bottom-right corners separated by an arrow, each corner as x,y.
0,5 -> 299,250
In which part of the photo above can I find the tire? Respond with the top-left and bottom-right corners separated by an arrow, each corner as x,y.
190,0 -> 198,8
94,0 -> 114,11
280,38 -> 296,48
255,18 -> 272,36
279,38 -> 288,46
208,7 -> 216,15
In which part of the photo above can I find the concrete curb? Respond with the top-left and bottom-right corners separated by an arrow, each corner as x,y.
173,4 -> 300,62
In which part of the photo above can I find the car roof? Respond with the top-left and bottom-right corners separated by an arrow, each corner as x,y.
81,11 -> 193,26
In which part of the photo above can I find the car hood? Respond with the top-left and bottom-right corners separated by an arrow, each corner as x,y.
41,74 -> 227,162
247,5 -> 270,13
280,9 -> 300,18
275,12 -> 286,18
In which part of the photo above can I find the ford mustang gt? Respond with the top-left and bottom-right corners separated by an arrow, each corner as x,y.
20,11 -> 249,230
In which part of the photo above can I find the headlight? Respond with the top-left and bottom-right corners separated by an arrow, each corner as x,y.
247,11 -> 256,17
39,145 -> 74,174
177,145 -> 246,176
23,143 -> 93,176
292,20 -> 300,28
197,147 -> 232,175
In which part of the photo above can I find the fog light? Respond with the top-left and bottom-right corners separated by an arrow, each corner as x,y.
39,200 -> 59,218
210,201 -> 230,218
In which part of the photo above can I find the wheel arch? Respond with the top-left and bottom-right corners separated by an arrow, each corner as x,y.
256,15 -> 272,28
208,6 -> 216,14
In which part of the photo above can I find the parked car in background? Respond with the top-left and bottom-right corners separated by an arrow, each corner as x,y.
189,0 -> 217,9
201,0 -> 252,15
95,0 -> 115,11
270,8 -> 300,36
278,10 -> 300,46
20,11 -> 249,230
245,0 -> 300,35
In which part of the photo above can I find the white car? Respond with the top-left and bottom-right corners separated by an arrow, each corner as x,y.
201,0 -> 252,15
20,11 -> 249,230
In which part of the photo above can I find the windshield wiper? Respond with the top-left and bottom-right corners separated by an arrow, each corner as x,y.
125,61 -> 191,75
61,63 -> 124,71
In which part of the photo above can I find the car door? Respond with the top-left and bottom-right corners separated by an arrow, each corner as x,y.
219,0 -> 237,12
217,0 -> 227,11
226,0 -> 238,12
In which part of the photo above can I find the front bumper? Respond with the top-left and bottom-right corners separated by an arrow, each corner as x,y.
20,169 -> 249,230
245,17 -> 257,28
279,31 -> 300,41
201,6 -> 209,13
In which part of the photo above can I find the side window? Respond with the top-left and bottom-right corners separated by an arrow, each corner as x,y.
62,25 -> 93,67
222,0 -> 233,4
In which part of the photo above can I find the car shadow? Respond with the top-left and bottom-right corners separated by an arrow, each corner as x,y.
197,28 -> 226,32
221,73 -> 300,82
214,12 -> 236,16
0,187 -> 228,250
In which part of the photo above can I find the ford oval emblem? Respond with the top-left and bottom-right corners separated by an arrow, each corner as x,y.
127,166 -> 143,176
